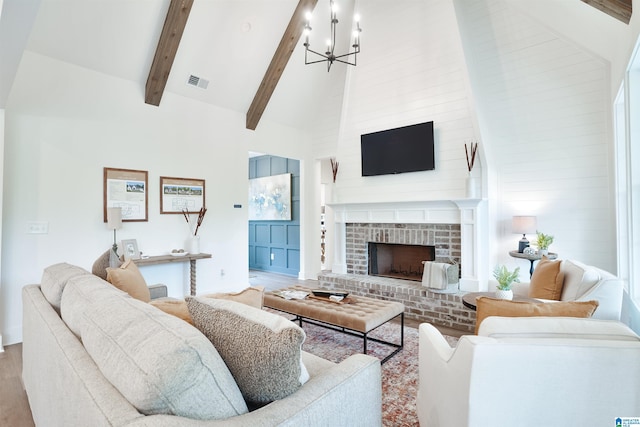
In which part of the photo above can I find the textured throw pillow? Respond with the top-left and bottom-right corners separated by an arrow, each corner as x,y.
474,297 -> 599,334
92,249 -> 123,280
81,296 -> 248,419
106,260 -> 151,302
186,296 -> 309,406
528,256 -> 565,300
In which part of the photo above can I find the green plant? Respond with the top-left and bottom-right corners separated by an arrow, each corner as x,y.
536,231 -> 554,250
493,265 -> 520,290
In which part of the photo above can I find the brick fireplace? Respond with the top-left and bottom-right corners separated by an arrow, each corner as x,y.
318,200 -> 487,332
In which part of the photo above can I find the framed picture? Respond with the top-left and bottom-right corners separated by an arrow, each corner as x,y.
121,239 -> 140,261
248,173 -> 292,220
103,167 -> 148,222
160,176 -> 206,214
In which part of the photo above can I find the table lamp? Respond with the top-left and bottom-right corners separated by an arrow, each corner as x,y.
107,207 -> 123,254
512,216 -> 537,253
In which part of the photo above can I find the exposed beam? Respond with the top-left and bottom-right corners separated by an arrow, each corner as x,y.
246,0 -> 318,130
580,0 -> 632,24
145,0 -> 194,106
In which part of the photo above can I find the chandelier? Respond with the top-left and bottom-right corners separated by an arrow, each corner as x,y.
303,0 -> 361,71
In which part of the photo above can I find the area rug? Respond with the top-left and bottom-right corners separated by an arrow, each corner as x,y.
288,317 -> 459,426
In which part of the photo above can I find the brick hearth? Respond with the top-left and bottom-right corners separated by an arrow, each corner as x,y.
318,272 -> 476,333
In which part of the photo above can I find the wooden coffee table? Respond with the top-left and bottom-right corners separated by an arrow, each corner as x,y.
462,291 -> 540,310
263,286 -> 405,364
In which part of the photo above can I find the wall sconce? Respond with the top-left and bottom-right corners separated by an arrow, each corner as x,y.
512,216 -> 537,253
107,207 -> 123,254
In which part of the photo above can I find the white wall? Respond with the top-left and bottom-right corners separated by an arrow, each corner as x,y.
454,0 -> 614,274
1,51 -> 314,345
329,0 -> 481,204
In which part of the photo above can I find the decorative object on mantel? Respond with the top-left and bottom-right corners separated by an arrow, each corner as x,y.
330,157 -> 339,183
512,215 -> 537,253
303,0 -> 362,72
536,230 -> 554,256
492,265 -> 520,300
464,141 -> 479,198
182,207 -> 207,254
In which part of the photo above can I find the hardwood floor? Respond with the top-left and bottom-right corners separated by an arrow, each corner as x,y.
0,344 -> 34,427
1,269 -> 463,426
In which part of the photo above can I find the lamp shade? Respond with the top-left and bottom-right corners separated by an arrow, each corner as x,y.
107,207 -> 123,230
512,216 -> 536,235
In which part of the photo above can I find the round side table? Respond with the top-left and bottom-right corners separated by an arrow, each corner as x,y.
508,250 -> 557,278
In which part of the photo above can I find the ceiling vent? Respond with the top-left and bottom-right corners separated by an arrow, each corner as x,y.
187,75 -> 209,89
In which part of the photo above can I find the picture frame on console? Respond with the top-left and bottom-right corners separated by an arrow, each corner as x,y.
121,239 -> 140,261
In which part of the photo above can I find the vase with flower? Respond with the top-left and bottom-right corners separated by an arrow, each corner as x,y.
182,207 -> 207,254
465,141 -> 479,198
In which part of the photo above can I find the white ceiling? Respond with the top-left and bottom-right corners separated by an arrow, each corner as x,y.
17,0 -> 355,129
0,0 -> 632,128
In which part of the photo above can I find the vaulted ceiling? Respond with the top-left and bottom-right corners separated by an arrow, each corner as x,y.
0,0 -> 634,131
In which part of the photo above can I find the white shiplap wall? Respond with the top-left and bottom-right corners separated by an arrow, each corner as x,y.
454,0 -> 614,272
326,0 -> 480,203
311,0 -> 615,275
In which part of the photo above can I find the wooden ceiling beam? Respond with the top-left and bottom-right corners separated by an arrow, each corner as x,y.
145,0 -> 194,106
246,0 -> 318,130
580,0 -> 632,24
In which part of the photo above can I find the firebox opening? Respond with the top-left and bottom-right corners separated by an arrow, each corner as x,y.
368,242 -> 436,282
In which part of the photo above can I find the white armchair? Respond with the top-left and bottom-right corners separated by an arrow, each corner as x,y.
511,259 -> 623,320
417,317 -> 640,427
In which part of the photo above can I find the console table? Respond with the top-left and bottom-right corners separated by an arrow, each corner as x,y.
509,250 -> 557,278
133,253 -> 211,296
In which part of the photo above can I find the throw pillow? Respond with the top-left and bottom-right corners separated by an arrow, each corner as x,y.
81,296 -> 248,419
92,249 -> 123,280
474,297 -> 599,334
528,256 -> 565,300
202,285 -> 265,309
185,296 -> 309,406
149,299 -> 194,325
106,260 -> 151,302
149,286 -> 266,325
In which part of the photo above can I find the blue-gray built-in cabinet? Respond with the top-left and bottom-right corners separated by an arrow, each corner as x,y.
248,155 -> 300,276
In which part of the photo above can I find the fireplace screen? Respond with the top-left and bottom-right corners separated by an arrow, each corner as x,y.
368,242 -> 435,281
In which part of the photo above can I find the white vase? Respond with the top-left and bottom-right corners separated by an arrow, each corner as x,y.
188,235 -> 200,254
466,176 -> 477,198
495,289 -> 513,300
538,249 -> 549,256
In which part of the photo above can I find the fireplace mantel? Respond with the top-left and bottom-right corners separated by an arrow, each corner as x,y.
328,199 -> 488,291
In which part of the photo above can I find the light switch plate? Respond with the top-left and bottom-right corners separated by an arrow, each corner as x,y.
27,221 -> 49,234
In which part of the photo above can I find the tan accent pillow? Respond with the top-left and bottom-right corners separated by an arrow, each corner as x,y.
149,300 -> 194,325
185,296 -> 309,406
149,286 -> 266,325
106,260 -> 151,302
202,286 -> 264,309
474,297 -> 599,334
528,256 -> 565,300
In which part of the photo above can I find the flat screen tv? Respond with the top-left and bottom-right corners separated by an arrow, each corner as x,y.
360,121 -> 435,177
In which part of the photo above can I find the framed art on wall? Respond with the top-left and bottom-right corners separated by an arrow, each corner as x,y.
160,176 -> 206,214
103,167 -> 148,222
248,173 -> 292,220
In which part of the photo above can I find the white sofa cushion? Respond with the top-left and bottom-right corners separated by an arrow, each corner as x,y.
560,259 -> 601,300
41,262 -> 91,311
81,295 -> 248,420
60,273 -> 129,337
